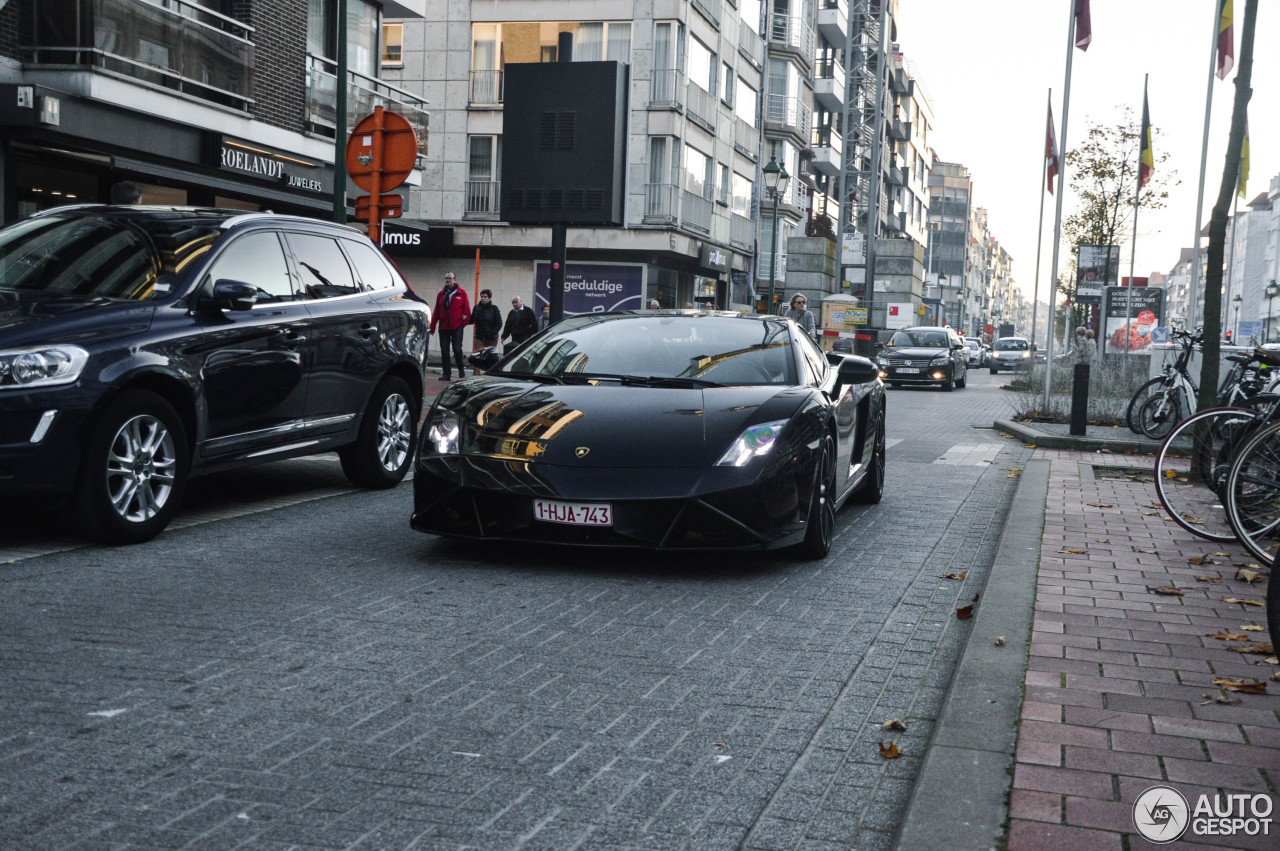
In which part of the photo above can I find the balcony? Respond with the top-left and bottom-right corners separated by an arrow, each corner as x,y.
464,180 -> 500,219
649,69 -> 683,109
644,183 -> 678,224
681,189 -> 713,234
731,213 -> 755,251
734,115 -> 759,162
817,0 -> 849,44
890,117 -> 910,141
768,14 -> 815,63
813,60 -> 845,112
686,80 -> 717,133
888,165 -> 906,186
23,0 -> 254,111
810,125 -> 842,176
890,65 -> 909,95
306,55 -> 430,160
738,23 -> 764,70
469,70 -> 503,105
691,0 -> 721,28
765,94 -> 810,140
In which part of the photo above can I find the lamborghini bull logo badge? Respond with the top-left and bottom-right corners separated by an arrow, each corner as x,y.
575,447 -> 590,459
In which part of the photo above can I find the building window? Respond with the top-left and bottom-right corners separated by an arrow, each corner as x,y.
718,163 -> 731,204
735,78 -> 757,126
684,145 -> 713,200
471,22 -> 632,70
382,23 -> 403,66
308,0 -> 381,77
688,35 -> 715,94
722,62 -> 734,106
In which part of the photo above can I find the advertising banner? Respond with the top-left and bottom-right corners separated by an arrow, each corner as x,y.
1076,244 -> 1120,302
1102,286 -> 1164,354
886,303 -> 914,329
534,263 -> 645,315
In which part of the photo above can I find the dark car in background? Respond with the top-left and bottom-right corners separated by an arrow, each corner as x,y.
412,312 -> 886,559
875,326 -> 968,391
0,206 -> 430,543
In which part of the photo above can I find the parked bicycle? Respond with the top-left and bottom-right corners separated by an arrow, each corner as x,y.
1127,330 -> 1201,437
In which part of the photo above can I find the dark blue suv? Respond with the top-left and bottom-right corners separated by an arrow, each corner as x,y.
0,206 -> 430,543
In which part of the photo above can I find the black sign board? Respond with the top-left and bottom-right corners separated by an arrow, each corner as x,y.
216,136 -> 332,195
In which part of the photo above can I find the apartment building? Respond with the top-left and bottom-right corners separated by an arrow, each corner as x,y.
925,160 -> 969,328
0,0 -> 428,222
383,0 -> 766,312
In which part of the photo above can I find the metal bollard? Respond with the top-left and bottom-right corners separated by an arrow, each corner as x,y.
1070,363 -> 1090,436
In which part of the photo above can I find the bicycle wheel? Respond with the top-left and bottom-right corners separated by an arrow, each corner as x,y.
1155,407 -> 1262,542
1137,390 -> 1182,440
1127,376 -> 1167,434
1224,419 -> 1280,566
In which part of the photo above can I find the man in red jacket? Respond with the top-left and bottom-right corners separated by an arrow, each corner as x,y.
429,272 -> 471,381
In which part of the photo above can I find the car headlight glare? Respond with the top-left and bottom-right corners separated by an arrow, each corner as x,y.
426,410 -> 461,455
716,419 -> 789,467
0,345 -> 89,390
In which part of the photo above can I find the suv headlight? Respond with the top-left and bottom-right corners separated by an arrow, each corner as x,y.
930,354 -> 950,366
717,419 -> 788,467
425,409 -> 461,455
0,345 -> 89,390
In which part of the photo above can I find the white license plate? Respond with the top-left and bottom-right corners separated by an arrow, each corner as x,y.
533,499 -> 614,526
897,367 -> 920,373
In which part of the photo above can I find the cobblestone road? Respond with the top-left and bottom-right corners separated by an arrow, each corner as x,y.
0,372 -> 1032,849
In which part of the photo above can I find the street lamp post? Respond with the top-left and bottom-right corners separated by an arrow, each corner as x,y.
1266,281 -> 1279,343
1233,293 -> 1243,345
936,274 -> 947,326
762,157 -> 791,315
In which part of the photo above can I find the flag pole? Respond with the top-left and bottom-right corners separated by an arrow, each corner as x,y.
1030,89 -> 1051,354
1043,3 -> 1078,413
1123,73 -> 1149,356
1225,189 -> 1240,341
1189,1 -> 1223,331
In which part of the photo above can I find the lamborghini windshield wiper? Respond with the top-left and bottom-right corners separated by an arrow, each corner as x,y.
619,375 -> 721,388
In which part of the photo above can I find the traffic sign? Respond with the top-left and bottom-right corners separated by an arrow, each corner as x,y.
345,108 -> 418,192
984,323 -> 995,335
355,194 -> 403,220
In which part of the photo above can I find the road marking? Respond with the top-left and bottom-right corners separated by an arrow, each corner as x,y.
934,444 -> 1005,466
886,438 -> 904,449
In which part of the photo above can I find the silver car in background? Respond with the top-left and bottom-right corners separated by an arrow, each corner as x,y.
988,336 -> 1032,374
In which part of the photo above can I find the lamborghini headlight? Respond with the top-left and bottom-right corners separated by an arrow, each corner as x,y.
425,409 -> 461,455
716,419 -> 789,467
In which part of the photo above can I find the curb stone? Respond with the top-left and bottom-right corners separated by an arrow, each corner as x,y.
995,418 -> 1165,453
893,459 -> 1051,850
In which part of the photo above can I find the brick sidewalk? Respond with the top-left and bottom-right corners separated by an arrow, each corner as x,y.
1008,449 -> 1278,850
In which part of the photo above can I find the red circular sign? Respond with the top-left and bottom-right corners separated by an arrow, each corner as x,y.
983,324 -> 995,335
345,109 -> 418,192
1137,310 -> 1156,326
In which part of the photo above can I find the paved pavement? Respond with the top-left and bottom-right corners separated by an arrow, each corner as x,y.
0,371 -> 1035,849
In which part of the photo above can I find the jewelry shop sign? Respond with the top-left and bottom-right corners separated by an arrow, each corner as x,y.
216,137 -> 332,195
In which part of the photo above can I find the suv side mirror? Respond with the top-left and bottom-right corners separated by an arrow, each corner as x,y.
212,279 -> 258,311
837,356 -> 879,384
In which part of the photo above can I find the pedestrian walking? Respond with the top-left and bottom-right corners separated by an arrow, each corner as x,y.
783,294 -> 817,338
469,288 -> 503,375
501,296 -> 539,349
1082,328 -> 1099,363
649,298 -> 660,309
539,304 -> 552,331
429,272 -> 471,381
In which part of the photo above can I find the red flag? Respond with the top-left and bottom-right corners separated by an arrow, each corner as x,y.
1217,0 -> 1234,79
1138,94 -> 1154,189
1046,106 -> 1060,195
1075,0 -> 1092,51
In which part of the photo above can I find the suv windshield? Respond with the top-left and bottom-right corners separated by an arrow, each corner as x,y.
995,338 -> 1029,351
888,329 -> 949,348
0,213 -> 222,300
498,314 -> 798,385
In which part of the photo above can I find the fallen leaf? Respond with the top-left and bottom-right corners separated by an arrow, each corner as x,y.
1147,503 -> 1164,510
1024,444 -> 1036,449
1236,568 -> 1266,585
1164,469 -> 1178,479
878,741 -> 902,759
972,593 -> 980,602
1272,672 -> 1280,682
1088,503 -> 1114,508
1008,473 -> 1020,479
1096,539 -> 1110,544
1241,625 -> 1265,632
995,636 -> 1006,646
1181,516 -> 1203,524
1267,657 -> 1280,665
1211,552 -> 1231,557
956,604 -> 975,620
881,719 -> 907,731
1060,548 -> 1088,554
1188,556 -> 1206,565
1196,576 -> 1223,583
1143,511 -> 1162,517
1135,548 -> 1161,554
1202,692 -> 1242,706
1149,586 -> 1184,596
938,572 -> 967,580
1208,632 -> 1249,642
714,742 -> 725,747
1003,467 -> 1022,472
1212,677 -> 1268,694
1223,598 -> 1266,607
1235,642 -> 1275,655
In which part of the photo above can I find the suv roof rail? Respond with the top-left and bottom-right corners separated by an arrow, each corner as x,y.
220,212 -> 363,233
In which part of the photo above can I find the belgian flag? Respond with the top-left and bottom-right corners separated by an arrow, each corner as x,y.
1138,94 -> 1154,189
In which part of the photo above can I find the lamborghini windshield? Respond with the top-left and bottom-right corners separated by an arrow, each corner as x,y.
497,314 -> 799,386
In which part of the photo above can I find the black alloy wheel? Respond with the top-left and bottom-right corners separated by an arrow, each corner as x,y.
340,376 -> 418,488
72,389 -> 190,544
852,410 -> 885,505
797,433 -> 837,559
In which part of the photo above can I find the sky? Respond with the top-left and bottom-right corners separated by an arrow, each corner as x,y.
893,0 -> 1278,309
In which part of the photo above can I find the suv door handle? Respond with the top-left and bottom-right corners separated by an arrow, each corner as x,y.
273,330 -> 308,348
